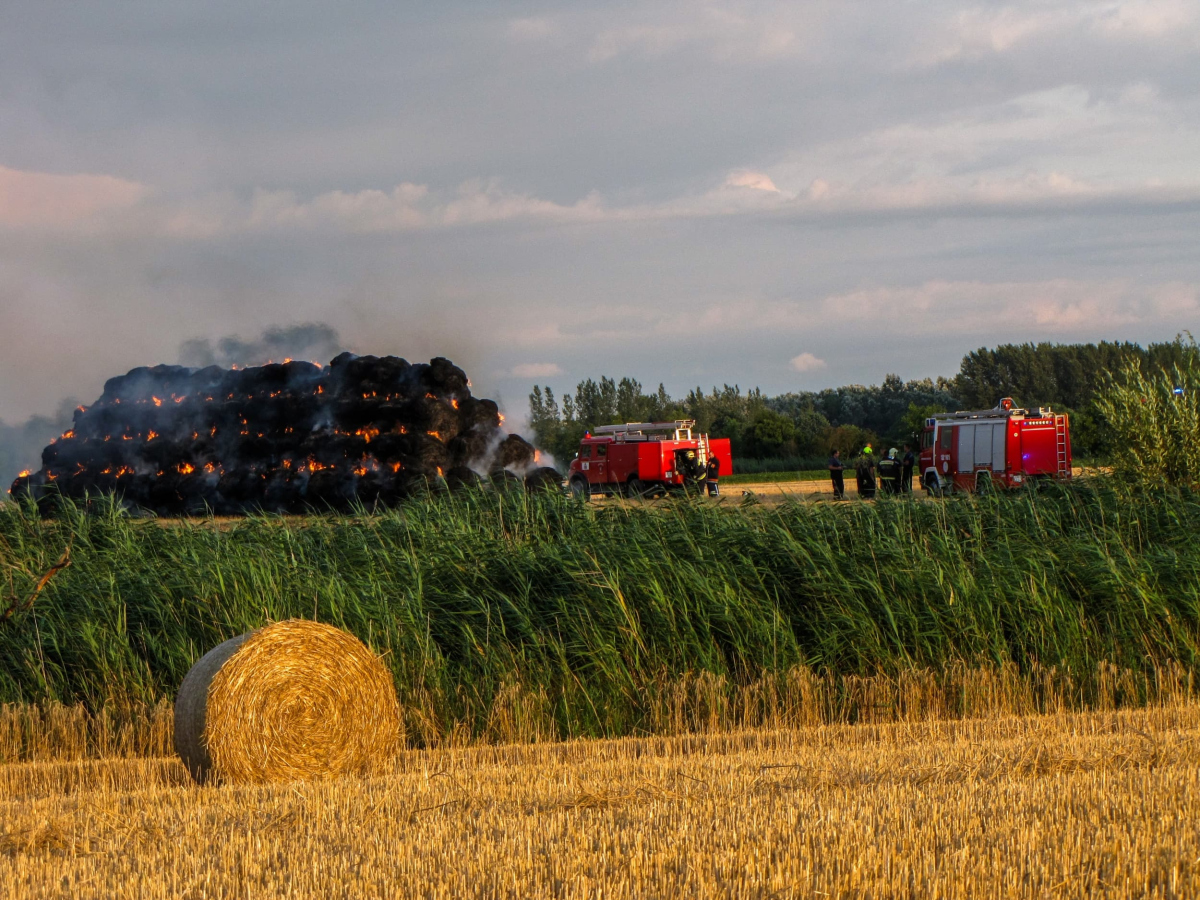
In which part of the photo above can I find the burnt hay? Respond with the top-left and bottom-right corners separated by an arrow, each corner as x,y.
10,353 -> 558,515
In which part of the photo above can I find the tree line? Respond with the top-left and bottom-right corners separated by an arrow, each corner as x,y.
527,336 -> 1196,465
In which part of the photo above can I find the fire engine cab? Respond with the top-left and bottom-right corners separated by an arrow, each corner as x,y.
919,398 -> 1071,495
567,420 -> 733,498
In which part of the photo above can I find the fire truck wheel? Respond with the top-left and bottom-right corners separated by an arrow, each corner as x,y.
924,474 -> 944,497
569,476 -> 590,499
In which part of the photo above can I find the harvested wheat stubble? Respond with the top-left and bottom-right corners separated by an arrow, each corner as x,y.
173,619 -> 401,784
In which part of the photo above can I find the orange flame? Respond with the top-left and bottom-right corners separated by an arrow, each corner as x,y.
437,466 -> 444,477
179,463 -> 195,474
203,462 -> 218,474
61,429 -> 75,440
451,399 -> 460,409
152,396 -> 163,407
390,461 -> 403,473
17,469 -> 30,478
427,430 -> 442,440
355,427 -> 380,443
146,430 -> 159,441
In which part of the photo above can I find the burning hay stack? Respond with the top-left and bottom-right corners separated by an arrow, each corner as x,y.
9,353 -> 559,515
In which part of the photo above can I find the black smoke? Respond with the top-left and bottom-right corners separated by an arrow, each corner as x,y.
0,399 -> 78,493
9,354 -> 559,515
178,323 -> 343,369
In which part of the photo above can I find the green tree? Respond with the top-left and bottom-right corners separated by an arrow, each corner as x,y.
743,409 -> 796,457
894,403 -> 947,446
826,424 -> 878,458
791,408 -> 832,457
1094,338 -> 1200,489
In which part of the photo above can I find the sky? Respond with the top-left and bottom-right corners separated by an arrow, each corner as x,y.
2,0 -> 1198,431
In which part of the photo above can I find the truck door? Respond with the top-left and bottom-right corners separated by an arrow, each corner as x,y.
938,425 -> 953,477
591,443 -> 609,484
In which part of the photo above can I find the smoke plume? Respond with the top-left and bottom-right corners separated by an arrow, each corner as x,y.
178,323 -> 344,369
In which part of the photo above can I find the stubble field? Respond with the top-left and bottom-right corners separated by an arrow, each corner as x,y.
2,702 -> 1198,898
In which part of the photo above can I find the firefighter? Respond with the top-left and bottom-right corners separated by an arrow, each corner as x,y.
855,445 -> 876,499
828,448 -> 845,499
878,448 -> 900,495
901,443 -> 915,493
705,455 -> 721,496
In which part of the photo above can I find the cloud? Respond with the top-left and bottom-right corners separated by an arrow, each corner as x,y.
511,362 -> 563,379
912,0 -> 1200,67
685,280 -> 1199,344
0,164 -> 148,229
161,180 -> 611,238
507,17 -> 558,41
818,280 -> 1200,334
789,352 -> 826,373
585,4 -> 804,63
726,170 -> 780,193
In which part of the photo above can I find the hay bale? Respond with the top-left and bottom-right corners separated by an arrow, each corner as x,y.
174,619 -> 401,784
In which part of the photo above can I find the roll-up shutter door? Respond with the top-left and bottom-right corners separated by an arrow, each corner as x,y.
974,425 -> 992,467
956,424 -> 975,473
991,423 -> 1006,471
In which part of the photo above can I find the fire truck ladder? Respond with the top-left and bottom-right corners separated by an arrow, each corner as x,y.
1054,415 -> 1069,477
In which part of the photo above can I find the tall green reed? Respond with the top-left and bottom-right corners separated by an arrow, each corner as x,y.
0,484 -> 1196,741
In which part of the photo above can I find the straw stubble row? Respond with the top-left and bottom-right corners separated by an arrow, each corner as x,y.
1,704 -> 1197,898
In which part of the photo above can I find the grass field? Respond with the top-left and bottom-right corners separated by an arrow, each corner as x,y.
721,469 -> 828,485
2,484 -> 1198,744
2,702 -> 1197,898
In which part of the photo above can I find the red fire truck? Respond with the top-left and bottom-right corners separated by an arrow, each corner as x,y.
567,420 -> 733,498
918,398 -> 1071,494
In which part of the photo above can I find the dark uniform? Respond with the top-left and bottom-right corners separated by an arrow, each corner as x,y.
855,452 -> 876,499
828,453 -> 845,499
877,453 -> 900,495
706,457 -> 720,496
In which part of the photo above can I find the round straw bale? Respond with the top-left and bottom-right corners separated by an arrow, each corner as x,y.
174,619 -> 401,784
